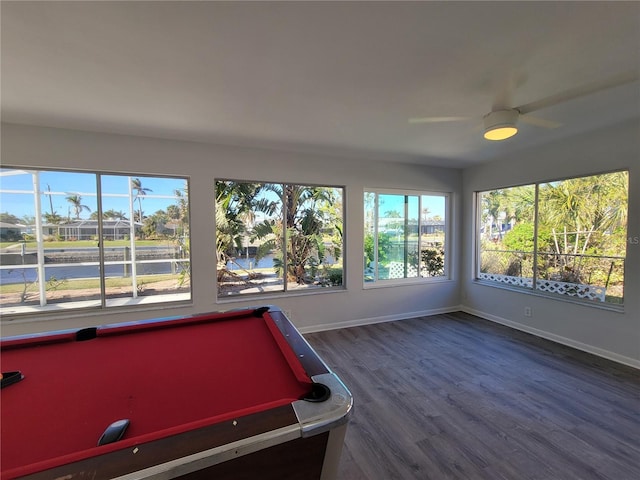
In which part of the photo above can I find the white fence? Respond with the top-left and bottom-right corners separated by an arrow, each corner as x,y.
478,273 -> 606,302
388,261 -> 418,279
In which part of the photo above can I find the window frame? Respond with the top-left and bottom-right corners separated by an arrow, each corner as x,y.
215,178 -> 346,299
0,167 -> 192,318
364,188 -> 450,287
474,170 -> 628,309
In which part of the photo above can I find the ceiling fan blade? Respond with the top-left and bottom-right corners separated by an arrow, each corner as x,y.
516,70 -> 639,114
519,114 -> 562,129
492,71 -> 528,111
408,116 -> 472,124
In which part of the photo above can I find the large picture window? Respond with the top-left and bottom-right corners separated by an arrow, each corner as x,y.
0,168 -> 191,315
364,190 -> 448,283
215,181 -> 344,297
477,171 -> 628,305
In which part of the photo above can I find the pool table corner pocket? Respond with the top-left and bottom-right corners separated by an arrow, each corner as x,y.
293,372 -> 353,437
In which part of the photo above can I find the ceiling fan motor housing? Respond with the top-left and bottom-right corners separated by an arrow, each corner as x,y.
483,109 -> 519,140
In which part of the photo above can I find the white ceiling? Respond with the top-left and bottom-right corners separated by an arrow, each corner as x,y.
2,1 -> 639,168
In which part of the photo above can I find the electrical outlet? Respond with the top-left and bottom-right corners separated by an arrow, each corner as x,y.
524,306 -> 532,317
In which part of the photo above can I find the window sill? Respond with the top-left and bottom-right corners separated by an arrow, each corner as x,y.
216,285 -> 347,304
363,276 -> 453,290
0,294 -> 192,324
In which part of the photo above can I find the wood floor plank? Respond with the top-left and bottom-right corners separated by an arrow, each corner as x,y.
305,312 -> 640,480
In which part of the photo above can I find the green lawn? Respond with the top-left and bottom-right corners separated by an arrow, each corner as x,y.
0,273 -> 183,294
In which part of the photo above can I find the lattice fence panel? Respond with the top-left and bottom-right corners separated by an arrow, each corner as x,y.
388,262 -> 418,279
536,280 -> 606,302
478,273 -> 532,288
478,273 -> 606,302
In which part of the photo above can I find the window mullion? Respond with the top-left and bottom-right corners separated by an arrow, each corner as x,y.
96,174 -> 106,307
418,195 -> 423,277
532,184 -> 540,291
31,171 -> 47,306
404,195 -> 409,278
282,184 -> 288,292
375,194 -> 380,281
127,177 -> 138,298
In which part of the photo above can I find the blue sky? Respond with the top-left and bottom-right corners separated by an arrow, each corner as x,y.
371,192 -> 446,220
0,169 -> 187,221
1,168 -> 446,224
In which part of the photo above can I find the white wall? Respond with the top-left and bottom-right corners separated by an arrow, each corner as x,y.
0,123 -> 462,336
461,120 -> 640,367
4,121 -> 637,368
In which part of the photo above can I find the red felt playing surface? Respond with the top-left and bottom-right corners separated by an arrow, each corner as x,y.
0,311 -> 313,476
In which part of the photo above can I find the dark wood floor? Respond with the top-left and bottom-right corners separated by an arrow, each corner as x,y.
304,312 -> 640,480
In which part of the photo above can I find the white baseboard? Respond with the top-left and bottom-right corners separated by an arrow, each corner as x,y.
461,306 -> 640,370
299,305 -> 463,335
300,304 -> 639,370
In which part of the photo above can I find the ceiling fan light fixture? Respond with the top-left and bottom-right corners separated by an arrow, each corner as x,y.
483,109 -> 519,141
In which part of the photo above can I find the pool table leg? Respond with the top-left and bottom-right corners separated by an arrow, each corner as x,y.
320,423 -> 348,480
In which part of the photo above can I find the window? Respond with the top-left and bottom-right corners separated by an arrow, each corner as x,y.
364,190 -> 448,283
0,168 -> 191,315
216,181 -> 344,297
477,171 -> 628,305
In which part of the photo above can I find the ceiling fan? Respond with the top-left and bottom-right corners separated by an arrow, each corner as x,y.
409,70 -> 639,141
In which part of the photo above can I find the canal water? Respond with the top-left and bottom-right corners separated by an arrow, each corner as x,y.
1,252 -> 333,285
0,246 -> 188,285
0,263 -> 184,285
0,257 -> 269,285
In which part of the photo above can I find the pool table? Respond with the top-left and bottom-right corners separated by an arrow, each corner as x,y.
0,306 -> 352,480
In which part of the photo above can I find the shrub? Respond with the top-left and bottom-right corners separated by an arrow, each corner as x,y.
421,248 -> 444,276
325,267 -> 343,286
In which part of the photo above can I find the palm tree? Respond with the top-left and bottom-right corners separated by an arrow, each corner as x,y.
504,186 -> 536,225
43,211 -> 64,224
172,185 -> 189,231
215,181 -> 342,287
421,207 -> 431,223
65,195 -> 91,219
131,178 -> 152,223
482,189 -> 505,239
142,210 -> 169,239
166,184 -> 191,285
214,181 -> 265,279
537,172 -> 628,281
90,209 -> 128,220
256,184 -> 340,284
0,212 -> 22,224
